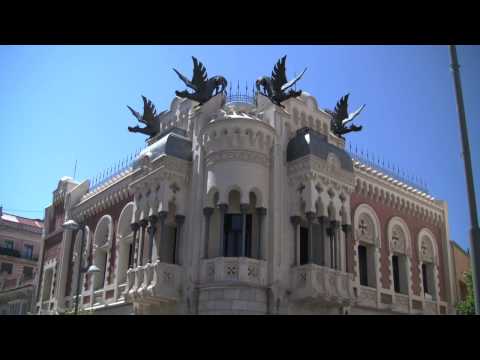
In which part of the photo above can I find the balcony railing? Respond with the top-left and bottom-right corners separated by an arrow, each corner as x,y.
125,260 -> 183,303
0,247 -> 38,261
201,257 -> 267,287
290,264 -> 354,306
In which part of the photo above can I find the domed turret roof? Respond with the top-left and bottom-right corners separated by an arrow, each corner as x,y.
133,127 -> 192,168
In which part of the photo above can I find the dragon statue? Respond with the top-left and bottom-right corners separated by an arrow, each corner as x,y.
173,57 -> 227,106
325,94 -> 365,138
256,56 -> 307,108
127,95 -> 166,138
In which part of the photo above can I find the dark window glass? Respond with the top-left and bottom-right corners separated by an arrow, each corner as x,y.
1,262 -> 13,275
4,240 -> 14,249
392,255 -> 400,293
358,245 -> 368,286
171,226 -> 178,264
24,245 -> 34,259
422,263 -> 429,294
127,243 -> 133,269
224,214 -> 243,257
300,227 -> 309,265
23,266 -> 33,279
245,214 -> 252,258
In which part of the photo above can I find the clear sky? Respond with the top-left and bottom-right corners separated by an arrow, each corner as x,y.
0,45 -> 478,252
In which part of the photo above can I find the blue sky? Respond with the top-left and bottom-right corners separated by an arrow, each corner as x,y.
0,45 -> 478,252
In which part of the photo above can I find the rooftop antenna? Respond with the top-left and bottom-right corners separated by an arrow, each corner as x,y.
73,160 -> 78,180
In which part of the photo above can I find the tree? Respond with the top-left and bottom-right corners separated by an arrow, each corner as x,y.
456,271 -> 475,315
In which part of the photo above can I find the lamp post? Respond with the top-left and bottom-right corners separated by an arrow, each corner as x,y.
62,220 -> 101,315
449,45 -> 480,314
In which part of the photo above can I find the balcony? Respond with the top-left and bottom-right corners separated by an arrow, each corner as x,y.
290,264 -> 354,307
125,260 -> 183,304
392,293 -> 410,313
200,257 -> 267,287
0,247 -> 38,261
424,299 -> 438,315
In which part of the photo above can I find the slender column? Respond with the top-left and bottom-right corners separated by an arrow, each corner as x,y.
330,220 -> 340,269
147,215 -> 158,264
240,203 -> 249,257
218,204 -> 228,257
130,223 -> 139,268
306,212 -> 316,264
157,211 -> 168,262
256,207 -> 267,260
342,224 -> 352,273
318,216 -> 329,267
174,215 -> 185,265
138,220 -> 148,266
290,216 -> 301,266
203,207 -> 214,259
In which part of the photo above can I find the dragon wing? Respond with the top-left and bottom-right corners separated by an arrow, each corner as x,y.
127,105 -> 142,122
281,67 -> 307,92
342,104 -> 365,126
334,94 -> 350,122
271,56 -> 288,91
173,68 -> 197,91
190,56 -> 208,90
141,96 -> 158,124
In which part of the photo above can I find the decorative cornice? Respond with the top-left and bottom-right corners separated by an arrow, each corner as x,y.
287,155 -> 355,190
206,150 -> 270,168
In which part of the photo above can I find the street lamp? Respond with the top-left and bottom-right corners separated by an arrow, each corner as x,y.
62,219 -> 101,315
449,45 -> 480,314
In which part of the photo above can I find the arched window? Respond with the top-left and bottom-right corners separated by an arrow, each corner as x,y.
353,204 -> 380,288
116,203 -> 134,285
418,229 -> 438,300
387,218 -> 412,295
93,216 -> 112,291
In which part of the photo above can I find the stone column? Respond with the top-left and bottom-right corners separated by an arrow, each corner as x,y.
138,220 -> 148,266
240,203 -> 249,257
203,207 -> 214,259
306,212 -> 316,264
256,207 -> 267,260
290,216 -> 301,266
157,211 -> 168,262
318,216 -> 329,267
342,224 -> 352,273
330,220 -> 340,270
130,223 -> 139,268
218,204 -> 228,257
174,215 -> 185,265
147,215 -> 158,264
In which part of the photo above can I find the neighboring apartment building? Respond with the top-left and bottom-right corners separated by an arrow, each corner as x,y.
0,207 -> 43,314
450,240 -> 471,305
35,88 -> 457,315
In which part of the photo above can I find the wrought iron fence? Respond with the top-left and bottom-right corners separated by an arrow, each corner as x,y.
88,146 -> 145,193
347,145 -> 429,194
225,80 -> 256,105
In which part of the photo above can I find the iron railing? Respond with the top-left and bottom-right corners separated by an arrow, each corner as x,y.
347,147 -> 429,194
88,147 -> 145,193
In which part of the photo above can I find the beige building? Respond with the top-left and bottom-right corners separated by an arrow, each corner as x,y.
35,89 -> 457,315
0,207 -> 43,314
450,240 -> 471,305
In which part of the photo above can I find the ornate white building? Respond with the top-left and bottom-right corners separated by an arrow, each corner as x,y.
35,91 -> 457,315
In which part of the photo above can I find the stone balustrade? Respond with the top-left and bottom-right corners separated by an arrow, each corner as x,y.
290,264 -> 354,306
356,286 -> 378,309
393,293 -> 410,313
125,260 -> 183,303
424,299 -> 438,315
201,257 -> 267,287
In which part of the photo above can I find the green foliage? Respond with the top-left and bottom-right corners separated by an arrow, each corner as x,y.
456,271 -> 476,315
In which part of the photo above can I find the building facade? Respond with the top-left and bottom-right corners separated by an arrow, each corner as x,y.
450,240 -> 471,305
35,91 -> 457,315
0,208 -> 43,314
